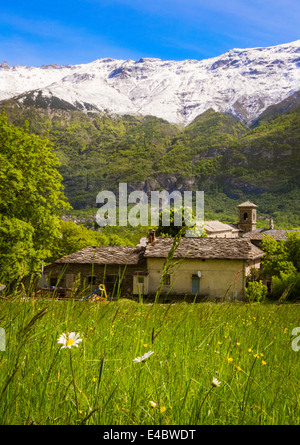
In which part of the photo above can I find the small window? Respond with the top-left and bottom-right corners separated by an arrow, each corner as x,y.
50,277 -> 58,287
163,274 -> 171,285
137,276 -> 144,284
243,212 -> 248,221
88,276 -> 97,285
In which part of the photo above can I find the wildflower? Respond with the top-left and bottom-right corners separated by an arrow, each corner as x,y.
150,400 -> 157,408
248,348 -> 252,353
217,341 -> 222,345
133,350 -> 154,363
228,357 -> 233,362
93,377 -> 97,383
262,360 -> 267,365
236,342 -> 241,346
143,344 -> 148,347
57,332 -> 82,349
253,353 -> 259,358
160,406 -> 166,413
212,377 -> 221,387
236,366 -> 242,372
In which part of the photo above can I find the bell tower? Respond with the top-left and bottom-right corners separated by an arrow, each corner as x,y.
237,201 -> 257,233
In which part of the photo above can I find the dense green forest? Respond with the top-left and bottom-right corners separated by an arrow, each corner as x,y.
1,91 -> 299,228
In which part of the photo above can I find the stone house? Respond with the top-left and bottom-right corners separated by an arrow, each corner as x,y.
43,235 -> 264,301
42,200 -> 273,301
142,236 -> 264,300
43,246 -> 147,298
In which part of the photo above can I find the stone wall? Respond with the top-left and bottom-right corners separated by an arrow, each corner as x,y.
44,262 -> 147,298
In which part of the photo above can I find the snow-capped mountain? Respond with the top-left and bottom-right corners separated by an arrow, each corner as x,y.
1,40 -> 300,125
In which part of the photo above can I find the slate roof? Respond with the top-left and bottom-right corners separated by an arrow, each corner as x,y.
237,201 -> 257,208
241,229 -> 291,241
52,246 -> 146,265
144,237 -> 264,260
49,236 -> 266,268
204,220 -> 239,233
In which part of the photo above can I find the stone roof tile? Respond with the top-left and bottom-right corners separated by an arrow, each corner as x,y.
144,237 -> 264,260
53,246 -> 146,265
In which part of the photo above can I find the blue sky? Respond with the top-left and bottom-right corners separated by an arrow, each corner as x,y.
0,0 -> 299,66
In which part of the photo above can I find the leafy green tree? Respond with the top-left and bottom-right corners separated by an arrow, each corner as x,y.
49,220 -> 108,261
285,231 -> 300,272
261,231 -> 300,277
49,220 -> 133,262
261,236 -> 297,278
261,231 -> 300,300
155,206 -> 206,237
0,111 -> 70,282
271,271 -> 300,301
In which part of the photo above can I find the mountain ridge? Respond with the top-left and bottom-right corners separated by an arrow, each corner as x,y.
1,40 -> 300,126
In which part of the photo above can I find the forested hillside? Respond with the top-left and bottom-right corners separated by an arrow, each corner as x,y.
1,92 -> 299,228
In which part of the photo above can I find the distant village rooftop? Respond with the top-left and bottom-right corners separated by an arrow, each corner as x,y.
241,229 -> 291,241
204,220 -> 239,235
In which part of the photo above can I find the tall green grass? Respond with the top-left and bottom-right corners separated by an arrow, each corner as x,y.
0,296 -> 299,425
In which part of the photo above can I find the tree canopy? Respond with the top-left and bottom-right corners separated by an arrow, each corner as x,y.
155,206 -> 206,238
0,111 -> 70,283
261,231 -> 300,300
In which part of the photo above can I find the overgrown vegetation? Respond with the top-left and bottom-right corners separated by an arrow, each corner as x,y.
0,297 -> 299,425
260,231 -> 300,301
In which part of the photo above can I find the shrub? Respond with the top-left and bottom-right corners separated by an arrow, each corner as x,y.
245,280 -> 268,302
271,271 -> 300,301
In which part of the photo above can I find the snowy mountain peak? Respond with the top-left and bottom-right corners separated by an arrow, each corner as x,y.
1,40 -> 300,125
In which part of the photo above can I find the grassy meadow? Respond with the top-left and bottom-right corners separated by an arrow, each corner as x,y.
0,296 -> 299,425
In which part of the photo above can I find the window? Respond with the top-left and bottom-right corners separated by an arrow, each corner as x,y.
163,274 -> 171,285
88,276 -> 97,285
50,277 -> 64,288
243,212 -> 248,221
50,277 -> 58,287
137,276 -> 144,284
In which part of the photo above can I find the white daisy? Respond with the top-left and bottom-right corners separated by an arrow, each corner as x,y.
57,332 -> 82,349
133,350 -> 154,363
212,376 -> 221,387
